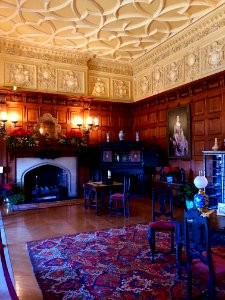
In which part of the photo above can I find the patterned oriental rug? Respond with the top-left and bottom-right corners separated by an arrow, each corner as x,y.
27,223 -> 225,300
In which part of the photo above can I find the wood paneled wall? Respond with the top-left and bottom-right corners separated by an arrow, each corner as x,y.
132,70 -> 225,178
1,69 -> 225,184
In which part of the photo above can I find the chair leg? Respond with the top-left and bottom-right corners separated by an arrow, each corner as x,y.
148,228 -> 155,263
171,231 -> 175,253
187,268 -> 192,300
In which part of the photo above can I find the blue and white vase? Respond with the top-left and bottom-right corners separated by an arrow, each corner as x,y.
119,130 -> 124,141
194,193 -> 205,210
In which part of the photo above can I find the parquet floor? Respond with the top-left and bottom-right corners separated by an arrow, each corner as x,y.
0,197 -> 183,300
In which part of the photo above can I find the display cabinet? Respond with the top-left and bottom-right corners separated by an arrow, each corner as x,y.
100,141 -> 145,194
203,150 -> 225,208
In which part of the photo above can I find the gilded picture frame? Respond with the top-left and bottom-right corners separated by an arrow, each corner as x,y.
167,105 -> 191,159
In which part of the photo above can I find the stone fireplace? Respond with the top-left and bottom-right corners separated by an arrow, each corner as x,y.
16,157 -> 78,202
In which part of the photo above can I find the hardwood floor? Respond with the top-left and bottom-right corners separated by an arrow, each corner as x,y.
0,197 -> 183,300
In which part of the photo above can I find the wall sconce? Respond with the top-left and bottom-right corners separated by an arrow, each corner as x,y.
0,111 -> 18,137
75,116 -> 99,132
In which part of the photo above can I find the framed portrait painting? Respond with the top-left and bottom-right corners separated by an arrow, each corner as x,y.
167,105 -> 191,159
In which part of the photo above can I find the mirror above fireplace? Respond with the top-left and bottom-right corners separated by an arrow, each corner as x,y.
34,113 -> 61,139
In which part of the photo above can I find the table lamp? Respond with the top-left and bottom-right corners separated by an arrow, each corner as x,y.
193,171 -> 209,210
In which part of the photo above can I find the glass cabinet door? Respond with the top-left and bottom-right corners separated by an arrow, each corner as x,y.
203,151 -> 225,208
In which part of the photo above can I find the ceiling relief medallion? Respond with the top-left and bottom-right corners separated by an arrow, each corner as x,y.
152,65 -> 163,93
112,79 -> 130,100
57,70 -> 84,93
185,48 -> 200,81
89,76 -> 109,98
4,62 -> 36,88
164,60 -> 184,88
37,64 -> 56,90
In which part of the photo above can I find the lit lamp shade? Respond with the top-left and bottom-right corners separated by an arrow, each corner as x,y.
193,175 -> 209,210
194,175 -> 208,189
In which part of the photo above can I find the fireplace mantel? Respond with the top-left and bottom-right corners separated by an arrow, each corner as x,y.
7,145 -> 80,159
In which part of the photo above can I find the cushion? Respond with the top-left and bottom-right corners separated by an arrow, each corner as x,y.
149,221 -> 175,230
110,193 -> 123,200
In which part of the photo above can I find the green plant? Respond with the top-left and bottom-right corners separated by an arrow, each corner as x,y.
0,183 -> 25,205
6,128 -> 39,149
178,183 -> 198,202
58,129 -> 88,147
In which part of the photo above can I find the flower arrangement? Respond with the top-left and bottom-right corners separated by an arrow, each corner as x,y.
160,166 -> 179,181
58,129 -> 88,147
6,128 -> 39,149
0,183 -> 25,205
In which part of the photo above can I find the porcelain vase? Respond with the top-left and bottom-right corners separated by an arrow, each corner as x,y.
194,193 -> 205,210
119,130 -> 124,141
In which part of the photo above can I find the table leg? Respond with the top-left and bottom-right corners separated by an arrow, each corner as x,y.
175,221 -> 185,279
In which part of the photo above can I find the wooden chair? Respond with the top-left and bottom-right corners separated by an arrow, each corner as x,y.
0,231 -> 19,300
83,169 -> 102,209
148,186 -> 175,263
109,175 -> 131,217
184,208 -> 225,300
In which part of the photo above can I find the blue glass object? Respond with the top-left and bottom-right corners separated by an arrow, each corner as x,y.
186,200 -> 194,210
166,176 -> 173,183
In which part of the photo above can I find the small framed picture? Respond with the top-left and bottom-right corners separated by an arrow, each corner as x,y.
217,203 -> 225,216
130,150 -> 141,162
102,150 -> 112,162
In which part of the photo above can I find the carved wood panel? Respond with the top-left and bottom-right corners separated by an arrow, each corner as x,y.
208,117 -> 222,135
149,111 -> 157,124
26,107 -> 39,123
192,98 -> 205,116
193,120 -> 205,136
193,140 -> 205,156
56,108 -> 67,124
158,109 -> 167,123
207,93 -> 222,113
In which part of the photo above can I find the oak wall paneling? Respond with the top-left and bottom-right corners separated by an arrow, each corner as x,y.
1,70 -> 225,191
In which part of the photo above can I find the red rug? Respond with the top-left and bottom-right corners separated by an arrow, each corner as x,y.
27,223 -> 225,300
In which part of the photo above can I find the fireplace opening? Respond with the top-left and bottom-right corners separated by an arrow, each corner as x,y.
24,165 -> 69,202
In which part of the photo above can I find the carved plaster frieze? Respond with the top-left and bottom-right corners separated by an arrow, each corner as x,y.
89,76 -> 109,98
37,64 -> 56,90
88,58 -> 132,76
152,65 -> 164,94
4,62 -> 36,88
57,69 -> 84,94
202,39 -> 225,73
132,6 -> 225,74
164,59 -> 184,88
185,47 -> 200,81
112,79 -> 131,100
0,39 -> 90,67
137,75 -> 152,98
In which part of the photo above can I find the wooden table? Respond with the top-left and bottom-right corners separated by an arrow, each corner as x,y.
83,181 -> 123,215
152,180 -> 187,207
175,210 -> 225,278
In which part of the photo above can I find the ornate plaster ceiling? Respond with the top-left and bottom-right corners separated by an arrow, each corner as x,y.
0,0 -> 224,63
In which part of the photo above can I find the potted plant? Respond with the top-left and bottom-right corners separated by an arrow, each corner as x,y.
0,183 -> 25,205
178,183 -> 198,209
